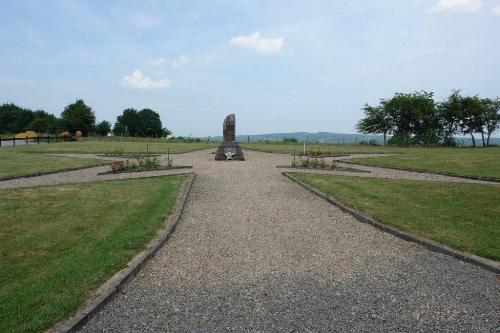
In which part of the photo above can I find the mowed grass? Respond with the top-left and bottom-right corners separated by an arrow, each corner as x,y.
0,175 -> 187,333
242,143 -> 500,179
241,142 -> 401,154
12,137 -> 217,154
293,173 -> 500,260
0,151 -> 108,179
349,147 -> 500,179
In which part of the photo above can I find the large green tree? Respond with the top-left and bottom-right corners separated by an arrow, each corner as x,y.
95,120 -> 112,136
28,110 -> 60,134
138,109 -> 163,137
61,100 -> 95,136
113,108 -> 167,137
113,108 -> 141,136
458,96 -> 483,147
437,90 -> 462,146
356,104 -> 392,145
481,98 -> 500,146
384,91 -> 438,145
0,103 -> 34,134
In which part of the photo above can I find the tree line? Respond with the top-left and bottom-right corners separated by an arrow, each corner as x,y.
356,90 -> 500,147
0,100 -> 171,138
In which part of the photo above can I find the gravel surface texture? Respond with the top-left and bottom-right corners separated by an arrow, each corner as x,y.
77,149 -> 498,332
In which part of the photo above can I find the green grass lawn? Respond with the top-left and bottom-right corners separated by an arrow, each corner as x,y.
242,143 -> 500,179
0,151 -> 109,179
10,137 -> 217,154
0,175 -> 187,333
241,142 -> 402,154
348,147 -> 500,179
292,173 -> 500,260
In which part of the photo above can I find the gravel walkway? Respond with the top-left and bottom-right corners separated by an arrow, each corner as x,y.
78,149 -> 498,332
0,154 -> 192,189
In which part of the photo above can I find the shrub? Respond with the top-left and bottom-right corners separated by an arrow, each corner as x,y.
310,158 -> 320,168
144,157 -> 160,169
110,161 -> 125,173
319,158 -> 327,169
300,157 -> 310,168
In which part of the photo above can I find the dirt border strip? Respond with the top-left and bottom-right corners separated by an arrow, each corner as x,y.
0,163 -> 110,182
338,160 -> 500,183
51,172 -> 196,333
282,172 -> 499,274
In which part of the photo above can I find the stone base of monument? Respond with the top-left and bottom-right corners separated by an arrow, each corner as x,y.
215,142 -> 245,160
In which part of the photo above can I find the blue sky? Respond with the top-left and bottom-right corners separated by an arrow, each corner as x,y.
1,0 -> 499,136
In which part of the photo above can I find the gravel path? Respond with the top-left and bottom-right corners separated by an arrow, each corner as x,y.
1,151 -> 495,189
0,154 -> 192,189
78,149 -> 498,332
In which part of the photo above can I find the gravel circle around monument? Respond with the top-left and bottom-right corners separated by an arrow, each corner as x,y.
75,149 -> 498,332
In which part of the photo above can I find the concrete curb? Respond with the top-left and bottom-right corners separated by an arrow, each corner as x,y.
0,163 -> 110,182
51,172 -> 196,333
282,172 -> 500,274
338,160 -> 500,183
97,165 -> 193,176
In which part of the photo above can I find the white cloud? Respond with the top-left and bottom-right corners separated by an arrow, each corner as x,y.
430,0 -> 482,13
493,5 -> 500,16
121,70 -> 171,90
230,32 -> 284,54
152,56 -> 190,68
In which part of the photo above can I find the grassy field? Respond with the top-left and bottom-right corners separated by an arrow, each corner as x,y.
348,148 -> 500,179
292,173 -> 500,260
241,142 -> 402,154
0,175 -> 187,333
0,151 -> 109,179
242,143 -> 500,179
8,137 -> 217,154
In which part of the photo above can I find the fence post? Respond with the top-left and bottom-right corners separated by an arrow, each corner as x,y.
38,136 -> 40,144
13,138 -> 15,147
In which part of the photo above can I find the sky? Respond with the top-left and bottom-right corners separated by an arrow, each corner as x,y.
0,0 -> 499,137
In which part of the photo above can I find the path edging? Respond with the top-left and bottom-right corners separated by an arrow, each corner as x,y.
0,163 -> 110,182
52,172 -> 196,333
282,172 -> 500,274
97,165 -> 193,176
338,160 -> 500,183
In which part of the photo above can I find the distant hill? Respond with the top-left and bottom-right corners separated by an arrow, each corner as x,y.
204,132 -> 500,146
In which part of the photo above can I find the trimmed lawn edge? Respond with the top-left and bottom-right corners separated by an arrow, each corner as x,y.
50,173 -> 196,333
282,172 -> 500,274
339,160 -> 500,183
0,163 -> 110,181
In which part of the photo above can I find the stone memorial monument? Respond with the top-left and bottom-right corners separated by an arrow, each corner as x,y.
215,114 -> 244,160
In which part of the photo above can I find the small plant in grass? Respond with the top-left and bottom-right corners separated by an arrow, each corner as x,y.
166,157 -> 173,168
330,162 -> 337,170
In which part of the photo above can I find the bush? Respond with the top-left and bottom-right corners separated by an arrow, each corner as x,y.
110,161 -> 125,173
